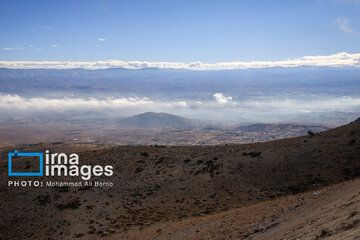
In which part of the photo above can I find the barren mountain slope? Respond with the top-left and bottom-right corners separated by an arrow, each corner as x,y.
125,178 -> 360,240
0,118 -> 359,239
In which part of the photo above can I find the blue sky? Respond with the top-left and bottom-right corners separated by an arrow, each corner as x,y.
0,0 -> 359,62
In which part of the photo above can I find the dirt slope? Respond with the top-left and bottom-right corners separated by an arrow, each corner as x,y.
127,178 -> 360,240
0,118 -> 359,239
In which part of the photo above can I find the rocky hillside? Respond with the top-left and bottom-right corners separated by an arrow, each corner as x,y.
0,118 -> 359,239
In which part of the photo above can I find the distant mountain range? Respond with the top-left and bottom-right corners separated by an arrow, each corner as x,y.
118,112 -> 204,129
118,112 -> 330,134
1,67 -> 360,97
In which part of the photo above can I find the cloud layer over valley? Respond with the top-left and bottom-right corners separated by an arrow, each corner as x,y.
1,93 -> 359,124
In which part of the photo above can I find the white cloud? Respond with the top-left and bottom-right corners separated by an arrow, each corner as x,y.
334,18 -> 356,34
40,26 -> 52,29
2,46 -> 25,51
97,38 -> 106,42
0,95 -> 188,112
214,93 -> 232,104
2,48 -> 17,51
0,52 -> 360,70
51,43 -> 59,48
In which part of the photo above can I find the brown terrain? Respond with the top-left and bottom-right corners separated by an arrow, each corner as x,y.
0,118 -> 359,239
0,112 -> 329,146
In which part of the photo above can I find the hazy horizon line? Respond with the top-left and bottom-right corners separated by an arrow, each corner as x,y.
0,52 -> 360,70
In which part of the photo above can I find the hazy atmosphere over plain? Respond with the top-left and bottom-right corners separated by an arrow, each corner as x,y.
1,0 -> 360,124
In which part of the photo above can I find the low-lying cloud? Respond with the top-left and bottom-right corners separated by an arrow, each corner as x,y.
214,93 -> 233,104
1,94 -> 359,123
0,94 -> 187,111
0,52 -> 359,70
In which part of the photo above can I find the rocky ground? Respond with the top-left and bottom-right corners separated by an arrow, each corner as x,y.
127,178 -> 360,240
0,118 -> 359,239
